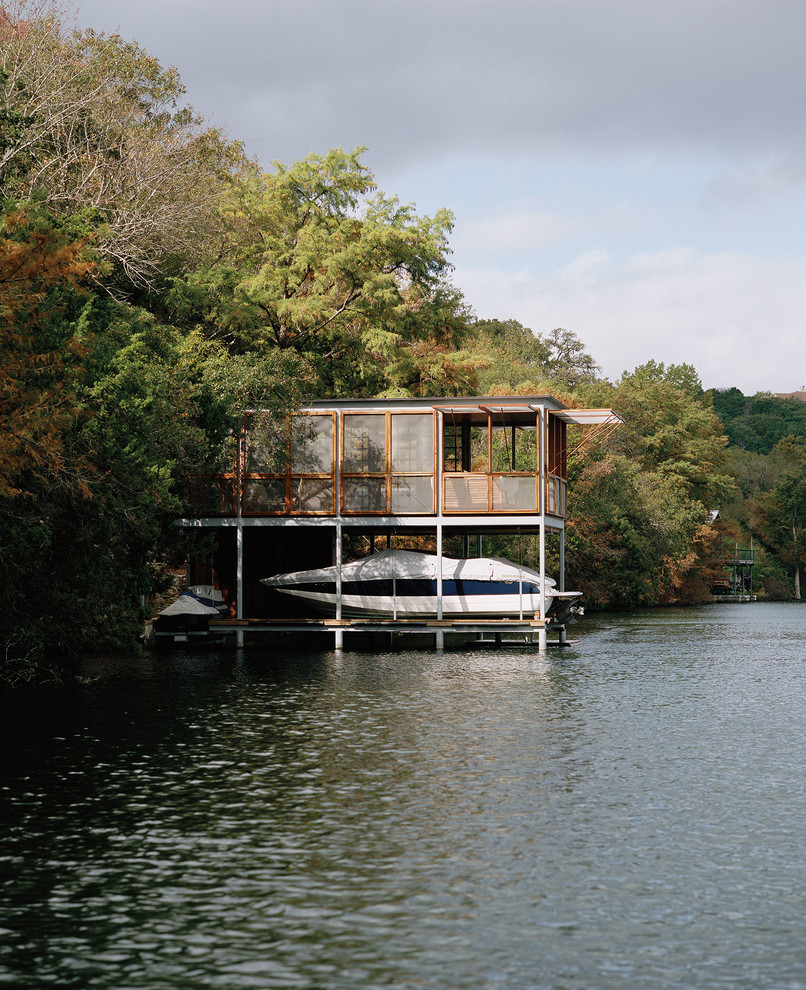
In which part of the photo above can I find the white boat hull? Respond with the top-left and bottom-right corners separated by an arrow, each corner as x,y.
277,587 -> 555,619
262,550 -> 582,621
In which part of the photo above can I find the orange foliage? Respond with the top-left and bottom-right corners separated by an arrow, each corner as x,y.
0,208 -> 94,496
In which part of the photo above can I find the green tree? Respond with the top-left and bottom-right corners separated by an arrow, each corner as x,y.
543,327 -> 600,388
583,361 -> 734,507
754,437 -> 806,599
466,320 -> 598,394
711,387 -> 806,453
467,318 -> 549,393
0,195 -> 311,677
565,452 -> 716,608
567,361 -> 735,606
169,148 -> 459,396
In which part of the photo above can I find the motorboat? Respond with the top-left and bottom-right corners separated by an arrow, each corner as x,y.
152,585 -> 231,643
261,549 -> 582,621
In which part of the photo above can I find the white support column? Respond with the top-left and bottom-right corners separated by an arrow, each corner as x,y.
392,553 -> 397,620
538,406 -> 547,653
236,429 -> 244,647
518,552 -> 524,620
334,410 -> 343,651
435,413 -> 444,651
236,522 -> 244,648
335,524 -> 343,651
435,521 -> 444,650
559,525 -> 565,593
558,526 -> 567,645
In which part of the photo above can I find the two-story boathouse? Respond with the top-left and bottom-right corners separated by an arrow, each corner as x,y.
176,395 -> 622,650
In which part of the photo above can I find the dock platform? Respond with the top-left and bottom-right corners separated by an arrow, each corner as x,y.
152,615 -> 577,650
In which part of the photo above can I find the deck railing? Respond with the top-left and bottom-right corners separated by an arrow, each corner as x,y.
546,475 -> 567,517
187,470 -> 573,519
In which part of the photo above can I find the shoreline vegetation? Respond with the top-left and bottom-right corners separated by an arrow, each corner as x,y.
3,1 -> 806,683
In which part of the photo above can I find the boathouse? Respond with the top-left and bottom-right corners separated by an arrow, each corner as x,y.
177,395 -> 622,650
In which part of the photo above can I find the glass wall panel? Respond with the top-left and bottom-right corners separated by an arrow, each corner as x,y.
492,476 -> 536,511
243,478 -> 286,513
443,423 -> 464,472
343,415 -> 386,473
290,415 -> 332,474
291,477 -> 333,512
548,414 -> 567,478
391,476 -> 433,513
490,427 -> 513,473
391,414 -> 433,472
443,475 -> 489,511
343,477 -> 386,512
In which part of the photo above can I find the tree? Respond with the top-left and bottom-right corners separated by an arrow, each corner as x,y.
565,451 -> 716,608
754,437 -> 806,599
543,327 -> 600,387
169,148 -> 458,395
582,361 -> 735,508
465,320 -> 598,393
567,361 -> 736,607
0,201 -> 93,497
467,319 -> 549,393
0,0 -> 247,288
711,386 -> 806,453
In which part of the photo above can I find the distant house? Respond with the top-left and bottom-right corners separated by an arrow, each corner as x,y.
773,390 -> 806,402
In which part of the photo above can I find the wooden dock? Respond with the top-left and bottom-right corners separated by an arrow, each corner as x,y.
151,615 -> 578,649
210,616 -> 545,632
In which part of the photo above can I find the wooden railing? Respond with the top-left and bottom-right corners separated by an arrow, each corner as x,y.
546,474 -> 567,517
187,470 -> 569,518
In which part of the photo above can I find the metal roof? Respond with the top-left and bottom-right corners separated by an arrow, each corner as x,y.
293,397 -> 624,427
306,395 -> 569,411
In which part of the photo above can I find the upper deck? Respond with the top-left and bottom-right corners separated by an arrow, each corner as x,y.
187,395 -> 621,526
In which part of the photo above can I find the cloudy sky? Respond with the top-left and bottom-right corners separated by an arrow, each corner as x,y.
74,0 -> 806,393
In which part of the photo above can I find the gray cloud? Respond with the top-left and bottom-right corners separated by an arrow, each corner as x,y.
69,0 -> 806,393
75,0 -> 806,171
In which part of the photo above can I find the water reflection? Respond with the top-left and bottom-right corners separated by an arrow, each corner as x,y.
2,604 -> 806,987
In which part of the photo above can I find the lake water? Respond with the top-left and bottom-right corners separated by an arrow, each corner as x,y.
2,602 -> 806,989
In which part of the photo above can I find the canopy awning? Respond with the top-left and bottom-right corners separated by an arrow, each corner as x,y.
551,409 -> 624,426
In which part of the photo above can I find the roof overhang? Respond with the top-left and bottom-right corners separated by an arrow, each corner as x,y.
551,408 -> 624,426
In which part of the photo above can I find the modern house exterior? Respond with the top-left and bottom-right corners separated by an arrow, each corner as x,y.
179,394 -> 622,649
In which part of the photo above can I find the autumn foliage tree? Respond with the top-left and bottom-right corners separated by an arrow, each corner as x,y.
0,0 -> 247,289
0,202 -> 93,497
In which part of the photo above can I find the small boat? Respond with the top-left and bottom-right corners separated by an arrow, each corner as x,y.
158,586 -> 230,619
262,549 -> 582,621
152,586 -> 231,643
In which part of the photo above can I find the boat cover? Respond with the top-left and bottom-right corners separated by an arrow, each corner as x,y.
159,587 -> 226,617
263,549 -> 556,588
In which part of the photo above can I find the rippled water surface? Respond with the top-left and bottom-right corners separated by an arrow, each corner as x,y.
3,603 -> 806,988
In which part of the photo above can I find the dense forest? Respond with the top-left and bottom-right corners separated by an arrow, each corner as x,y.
2,1 -> 805,682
